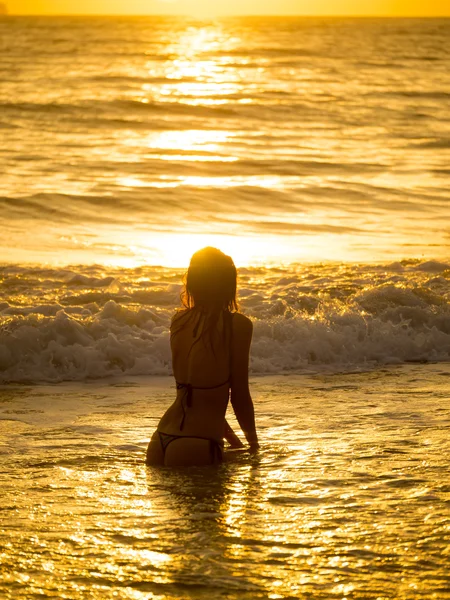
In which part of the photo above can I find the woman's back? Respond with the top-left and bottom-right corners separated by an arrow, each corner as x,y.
157,309 -> 233,442
171,309 -> 231,388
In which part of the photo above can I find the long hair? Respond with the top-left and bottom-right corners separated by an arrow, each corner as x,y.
171,247 -> 238,347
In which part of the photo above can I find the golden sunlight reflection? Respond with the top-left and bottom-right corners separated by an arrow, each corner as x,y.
124,129 -> 236,152
116,175 -> 289,189
128,232 -> 300,267
157,154 -> 238,162
164,25 -> 239,62
120,128 -> 239,161
86,226 -> 355,268
149,25 -> 243,106
222,464 -> 254,558
129,549 -> 172,567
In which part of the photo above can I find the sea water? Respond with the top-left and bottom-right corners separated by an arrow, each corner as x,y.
1,367 -> 450,599
1,259 -> 450,599
0,15 -> 450,599
0,16 -> 449,265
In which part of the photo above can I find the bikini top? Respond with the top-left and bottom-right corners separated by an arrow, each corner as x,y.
176,311 -> 233,431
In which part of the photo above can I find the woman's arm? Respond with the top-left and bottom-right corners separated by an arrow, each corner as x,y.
230,314 -> 259,449
223,419 -> 245,448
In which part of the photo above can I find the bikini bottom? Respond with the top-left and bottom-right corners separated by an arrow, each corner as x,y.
158,431 -> 223,464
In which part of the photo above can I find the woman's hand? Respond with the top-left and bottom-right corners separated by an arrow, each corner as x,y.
249,441 -> 259,452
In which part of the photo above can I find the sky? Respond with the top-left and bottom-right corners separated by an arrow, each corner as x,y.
5,0 -> 450,16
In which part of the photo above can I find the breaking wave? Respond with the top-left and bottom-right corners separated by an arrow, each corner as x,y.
1,260 -> 449,382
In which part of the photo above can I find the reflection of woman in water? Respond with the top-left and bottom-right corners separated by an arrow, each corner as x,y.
146,247 -> 259,467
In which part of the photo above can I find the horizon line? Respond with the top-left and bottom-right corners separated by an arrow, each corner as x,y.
2,13 -> 450,18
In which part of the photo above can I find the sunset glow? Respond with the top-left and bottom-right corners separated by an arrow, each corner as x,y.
132,232 -> 347,268
7,0 -> 450,16
1,5 -> 450,598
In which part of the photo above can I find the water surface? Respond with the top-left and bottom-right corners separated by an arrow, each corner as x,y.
0,17 -> 449,265
1,365 -> 449,599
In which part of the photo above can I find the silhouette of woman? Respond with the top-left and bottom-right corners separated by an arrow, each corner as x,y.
146,247 -> 258,466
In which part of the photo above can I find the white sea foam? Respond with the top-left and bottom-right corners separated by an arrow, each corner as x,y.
1,261 -> 449,382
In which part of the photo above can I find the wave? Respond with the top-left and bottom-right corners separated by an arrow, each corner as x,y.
206,47 -> 319,58
414,139 -> 450,150
0,99 -> 240,122
1,262 -> 449,382
0,101 -> 80,114
0,188 -> 379,231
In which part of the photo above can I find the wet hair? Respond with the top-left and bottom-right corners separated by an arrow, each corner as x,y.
182,246 -> 238,312
171,247 -> 238,347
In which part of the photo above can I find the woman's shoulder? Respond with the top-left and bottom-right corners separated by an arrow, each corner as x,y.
231,311 -> 253,334
172,308 -> 190,320
170,308 -> 191,328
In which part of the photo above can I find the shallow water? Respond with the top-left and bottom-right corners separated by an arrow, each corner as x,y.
1,365 -> 449,599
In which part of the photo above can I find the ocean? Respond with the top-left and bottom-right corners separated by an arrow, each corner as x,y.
0,16 -> 449,265
0,16 -> 449,599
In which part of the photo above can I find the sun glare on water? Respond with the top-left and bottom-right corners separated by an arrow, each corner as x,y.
106,25 -> 307,269
11,18 -> 433,270
124,232 -> 300,268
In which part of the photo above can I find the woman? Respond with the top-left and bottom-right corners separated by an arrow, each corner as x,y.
146,247 -> 258,467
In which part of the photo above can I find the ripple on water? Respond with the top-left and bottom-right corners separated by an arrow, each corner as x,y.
1,367 -> 450,598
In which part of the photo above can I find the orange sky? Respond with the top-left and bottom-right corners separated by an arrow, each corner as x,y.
6,0 -> 450,16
